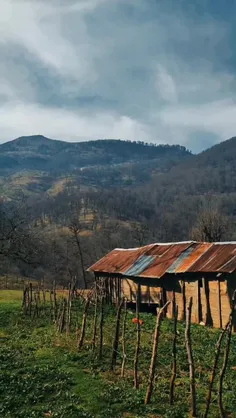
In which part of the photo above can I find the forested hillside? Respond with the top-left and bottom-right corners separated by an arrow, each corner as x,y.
0,135 -> 190,174
0,135 -> 191,198
1,135 -> 236,287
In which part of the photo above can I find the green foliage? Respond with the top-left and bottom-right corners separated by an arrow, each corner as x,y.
0,136 -> 190,179
1,298 -> 236,417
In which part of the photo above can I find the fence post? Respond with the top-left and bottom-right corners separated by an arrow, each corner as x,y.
66,283 -> 72,337
99,296 -> 105,359
185,297 -> 197,418
78,296 -> 91,349
92,282 -> 98,350
218,291 -> 236,418
121,298 -> 128,378
111,298 -> 123,371
170,303 -> 178,405
145,301 -> 170,404
204,324 -> 229,418
134,284 -> 141,389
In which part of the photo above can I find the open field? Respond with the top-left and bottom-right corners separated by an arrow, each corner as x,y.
1,290 -> 236,417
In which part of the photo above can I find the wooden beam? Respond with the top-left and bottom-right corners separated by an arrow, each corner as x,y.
196,280 -> 202,324
218,280 -> 223,329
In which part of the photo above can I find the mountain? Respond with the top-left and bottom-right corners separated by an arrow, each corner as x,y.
0,135 -> 191,173
2,134 -> 236,285
0,135 -> 191,198
149,135 -> 236,197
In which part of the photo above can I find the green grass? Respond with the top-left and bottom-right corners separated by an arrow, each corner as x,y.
0,289 -> 23,303
1,294 -> 236,417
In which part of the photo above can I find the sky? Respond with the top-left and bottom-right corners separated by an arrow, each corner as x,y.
1,0 -> 236,152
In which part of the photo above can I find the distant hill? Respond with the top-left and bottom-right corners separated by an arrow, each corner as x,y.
0,135 -> 191,173
149,135 -> 236,197
0,135 -> 191,198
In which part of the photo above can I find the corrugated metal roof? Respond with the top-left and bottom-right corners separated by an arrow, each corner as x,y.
88,241 -> 236,279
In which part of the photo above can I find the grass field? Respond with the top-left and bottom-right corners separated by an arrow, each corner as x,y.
1,290 -> 236,418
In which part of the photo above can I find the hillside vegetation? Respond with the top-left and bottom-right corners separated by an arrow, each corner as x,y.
1,291 -> 236,418
2,135 -> 236,285
0,135 -> 191,198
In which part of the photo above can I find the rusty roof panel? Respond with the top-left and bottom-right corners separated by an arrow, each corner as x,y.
88,241 -> 236,279
176,243 -> 213,273
188,244 -> 236,273
125,255 -> 156,276
167,244 -> 197,274
218,254 -> 236,273
87,245 -> 155,274
145,244 -> 173,256
134,242 -> 193,278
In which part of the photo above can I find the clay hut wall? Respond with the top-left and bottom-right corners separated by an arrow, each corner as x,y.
121,275 -> 234,330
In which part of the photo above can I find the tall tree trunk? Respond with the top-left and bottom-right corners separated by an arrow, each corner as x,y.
74,232 -> 87,289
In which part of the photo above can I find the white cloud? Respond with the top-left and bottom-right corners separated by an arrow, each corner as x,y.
0,0 -> 235,151
160,99 -> 236,138
0,101 -> 150,143
155,65 -> 178,104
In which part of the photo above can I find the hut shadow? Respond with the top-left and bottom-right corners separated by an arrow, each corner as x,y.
127,301 -> 160,314
226,275 -> 236,331
203,278 -> 213,327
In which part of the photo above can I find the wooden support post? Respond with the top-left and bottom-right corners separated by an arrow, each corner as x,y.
161,288 -> 167,317
203,278 -> 213,327
53,280 -> 57,321
109,277 -> 113,304
66,283 -> 72,337
78,296 -> 90,349
22,286 -> 28,315
196,280 -> 202,324
218,280 -> 223,329
134,284 -> 141,389
204,324 -> 229,418
180,280 -> 186,321
50,291 -> 54,322
92,280 -> 98,350
29,283 -> 33,316
218,291 -> 236,418
111,298 -> 123,370
42,283 -> 46,315
172,291 -> 176,319
99,296 -> 105,359
58,298 -> 66,333
145,301 -> 170,404
148,286 -> 151,306
185,297 -> 197,418
121,298 -> 127,378
170,303 -> 178,405
33,292 -> 39,318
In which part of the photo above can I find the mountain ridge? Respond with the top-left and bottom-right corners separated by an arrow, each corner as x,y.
0,134 -> 191,173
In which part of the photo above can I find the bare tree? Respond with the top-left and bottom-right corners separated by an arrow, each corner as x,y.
68,220 -> 88,289
191,200 -> 228,242
0,200 -> 43,266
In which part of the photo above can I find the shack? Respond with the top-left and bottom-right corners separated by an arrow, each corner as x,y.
88,241 -> 236,329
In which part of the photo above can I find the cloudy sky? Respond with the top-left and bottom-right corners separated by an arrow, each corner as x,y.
1,0 -> 236,152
